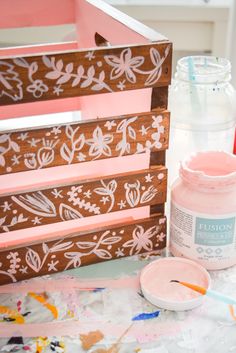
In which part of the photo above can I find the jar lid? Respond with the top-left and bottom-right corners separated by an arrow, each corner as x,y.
140,257 -> 211,311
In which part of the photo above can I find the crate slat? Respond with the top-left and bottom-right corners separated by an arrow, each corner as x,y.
0,215 -> 166,285
0,111 -> 169,175
0,42 -> 172,106
0,166 -> 167,233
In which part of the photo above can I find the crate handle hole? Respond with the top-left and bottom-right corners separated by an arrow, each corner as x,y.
95,32 -> 110,47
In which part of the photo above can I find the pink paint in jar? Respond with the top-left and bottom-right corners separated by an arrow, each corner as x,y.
170,151 -> 236,270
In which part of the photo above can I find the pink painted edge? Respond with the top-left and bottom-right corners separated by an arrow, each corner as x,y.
0,275 -> 140,293
0,42 -> 78,58
0,0 -> 75,28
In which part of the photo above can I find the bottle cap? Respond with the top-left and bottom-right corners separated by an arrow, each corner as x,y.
140,257 -> 211,311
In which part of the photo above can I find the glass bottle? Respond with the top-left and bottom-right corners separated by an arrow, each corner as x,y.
168,56 -> 236,185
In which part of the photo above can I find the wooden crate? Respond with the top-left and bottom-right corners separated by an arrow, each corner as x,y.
0,0 -> 172,285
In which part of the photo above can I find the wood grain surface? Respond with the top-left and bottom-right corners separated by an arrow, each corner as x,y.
0,42 -> 172,106
0,167 -> 167,233
0,111 -> 169,175
0,215 -> 166,285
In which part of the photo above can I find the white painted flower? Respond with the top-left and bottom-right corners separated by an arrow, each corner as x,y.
76,152 -> 86,162
26,79 -> 48,98
11,154 -> 21,166
115,248 -> 125,257
17,132 -> 28,141
83,190 -> 92,199
104,120 -> 117,131
124,180 -> 140,207
86,126 -> 113,159
53,85 -> 64,96
51,126 -> 62,135
24,153 -> 37,169
27,137 -> 41,148
51,189 -> 63,199
152,115 -> 163,129
117,80 -> 126,90
85,51 -> 95,61
151,132 -> 162,149
139,125 -> 149,136
104,48 -> 144,83
47,260 -> 59,272
100,196 -> 109,204
31,216 -> 42,225
117,200 -> 126,209
157,232 -> 166,242
19,266 -> 28,274
123,225 -> 159,255
1,201 -> 12,212
145,174 -> 154,183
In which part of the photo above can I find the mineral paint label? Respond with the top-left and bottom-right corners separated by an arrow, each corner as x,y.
170,201 -> 236,265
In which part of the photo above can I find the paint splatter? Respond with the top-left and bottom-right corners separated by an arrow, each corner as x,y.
132,311 -> 160,321
229,305 -> 236,320
28,292 -> 58,319
0,305 -> 26,324
80,330 -> 104,350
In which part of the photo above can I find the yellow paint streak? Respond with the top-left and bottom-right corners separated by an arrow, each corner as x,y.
0,305 -> 25,324
28,292 -> 58,319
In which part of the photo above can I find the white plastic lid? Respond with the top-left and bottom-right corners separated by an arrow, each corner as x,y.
140,257 -> 211,311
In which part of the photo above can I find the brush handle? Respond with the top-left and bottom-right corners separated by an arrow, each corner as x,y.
207,290 -> 236,305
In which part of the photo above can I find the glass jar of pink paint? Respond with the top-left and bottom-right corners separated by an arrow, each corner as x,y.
170,151 -> 236,270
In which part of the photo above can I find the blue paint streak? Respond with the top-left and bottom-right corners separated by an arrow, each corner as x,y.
132,310 -> 160,321
93,287 -> 105,292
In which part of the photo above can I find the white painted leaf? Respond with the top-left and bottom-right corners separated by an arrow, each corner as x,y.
65,125 -> 74,139
10,216 -> 18,226
29,62 -> 38,76
26,248 -> 41,272
56,59 -> 63,71
59,203 -> 83,221
2,226 -> 9,232
94,249 -> 112,259
65,63 -> 73,73
99,71 -> 105,81
10,141 -> 20,152
13,57 -> 29,68
0,134 -> 9,143
101,236 -> 122,245
150,47 -> 161,66
107,180 -> 117,193
49,241 -> 73,252
91,83 -> 104,91
0,147 -> 5,153
57,73 -> 71,85
60,143 -> 72,163
42,243 -> 49,254
45,71 -> 62,79
145,69 -> 161,86
128,126 -> 136,140
0,216 -> 6,226
80,77 -> 93,88
94,187 -> 108,196
42,56 -> 52,68
0,155 -> 5,167
87,65 -> 95,78
76,241 -> 96,249
12,192 -> 57,217
72,76 -> 81,87
74,134 -> 85,150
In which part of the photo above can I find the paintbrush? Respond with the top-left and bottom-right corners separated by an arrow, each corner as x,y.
170,280 -> 236,305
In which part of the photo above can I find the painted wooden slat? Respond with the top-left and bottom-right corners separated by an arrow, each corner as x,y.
0,42 -> 172,106
0,111 -> 169,175
0,215 -> 166,285
0,166 -> 167,233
